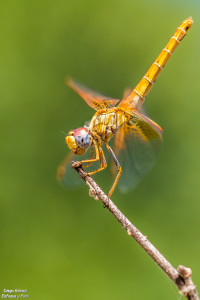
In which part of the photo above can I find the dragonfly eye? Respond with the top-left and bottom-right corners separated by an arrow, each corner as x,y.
74,128 -> 91,149
65,127 -> 91,155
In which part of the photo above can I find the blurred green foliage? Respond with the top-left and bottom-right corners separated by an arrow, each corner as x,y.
0,0 -> 200,299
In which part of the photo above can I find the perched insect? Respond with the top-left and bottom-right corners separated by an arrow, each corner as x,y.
57,17 -> 193,197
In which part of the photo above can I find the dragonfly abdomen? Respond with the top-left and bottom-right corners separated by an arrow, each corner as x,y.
119,17 -> 193,109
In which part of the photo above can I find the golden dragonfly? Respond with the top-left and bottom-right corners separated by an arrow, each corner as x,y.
57,17 -> 193,197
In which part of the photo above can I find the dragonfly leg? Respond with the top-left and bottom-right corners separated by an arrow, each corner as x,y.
105,144 -> 122,198
81,139 -> 100,166
83,146 -> 94,168
100,147 -> 105,168
87,145 -> 107,176
81,140 -> 107,174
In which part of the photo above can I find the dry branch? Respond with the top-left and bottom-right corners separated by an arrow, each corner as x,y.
72,161 -> 199,300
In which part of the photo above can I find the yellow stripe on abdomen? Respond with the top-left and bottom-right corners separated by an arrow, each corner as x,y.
120,17 -> 193,109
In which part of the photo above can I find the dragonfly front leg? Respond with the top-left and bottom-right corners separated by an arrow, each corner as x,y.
81,140 -> 100,167
87,146 -> 107,176
105,144 -> 122,198
81,140 -> 106,174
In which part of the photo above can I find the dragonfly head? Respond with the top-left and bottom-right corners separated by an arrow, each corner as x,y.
66,127 -> 91,155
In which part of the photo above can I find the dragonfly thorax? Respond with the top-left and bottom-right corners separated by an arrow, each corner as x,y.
65,127 -> 91,155
89,108 -> 129,142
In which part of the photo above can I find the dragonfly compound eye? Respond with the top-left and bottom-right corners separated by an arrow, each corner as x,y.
65,127 -> 91,155
74,128 -> 91,149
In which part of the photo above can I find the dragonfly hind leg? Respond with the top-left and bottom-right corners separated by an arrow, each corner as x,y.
105,144 -> 122,198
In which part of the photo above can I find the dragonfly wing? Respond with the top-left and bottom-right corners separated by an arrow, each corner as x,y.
122,87 -> 132,100
112,111 -> 163,192
57,151 -> 84,188
66,77 -> 120,110
57,147 -> 100,188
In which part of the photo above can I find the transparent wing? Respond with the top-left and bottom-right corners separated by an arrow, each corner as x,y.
57,148 -> 101,188
57,152 -> 84,187
122,87 -> 132,100
121,87 -> 148,115
112,111 -> 163,192
66,77 -> 120,111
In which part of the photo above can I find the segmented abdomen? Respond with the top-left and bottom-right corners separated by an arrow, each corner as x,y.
119,17 -> 193,109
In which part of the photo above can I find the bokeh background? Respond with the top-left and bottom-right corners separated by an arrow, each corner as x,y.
0,0 -> 200,299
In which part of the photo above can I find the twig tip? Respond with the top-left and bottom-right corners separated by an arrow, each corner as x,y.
72,161 -> 82,169
177,265 -> 192,279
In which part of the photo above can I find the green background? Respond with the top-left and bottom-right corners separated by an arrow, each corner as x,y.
0,0 -> 200,299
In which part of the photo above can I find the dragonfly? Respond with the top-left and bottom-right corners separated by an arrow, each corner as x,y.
57,17 -> 193,197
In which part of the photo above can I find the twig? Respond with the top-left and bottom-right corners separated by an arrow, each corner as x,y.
72,161 -> 199,300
